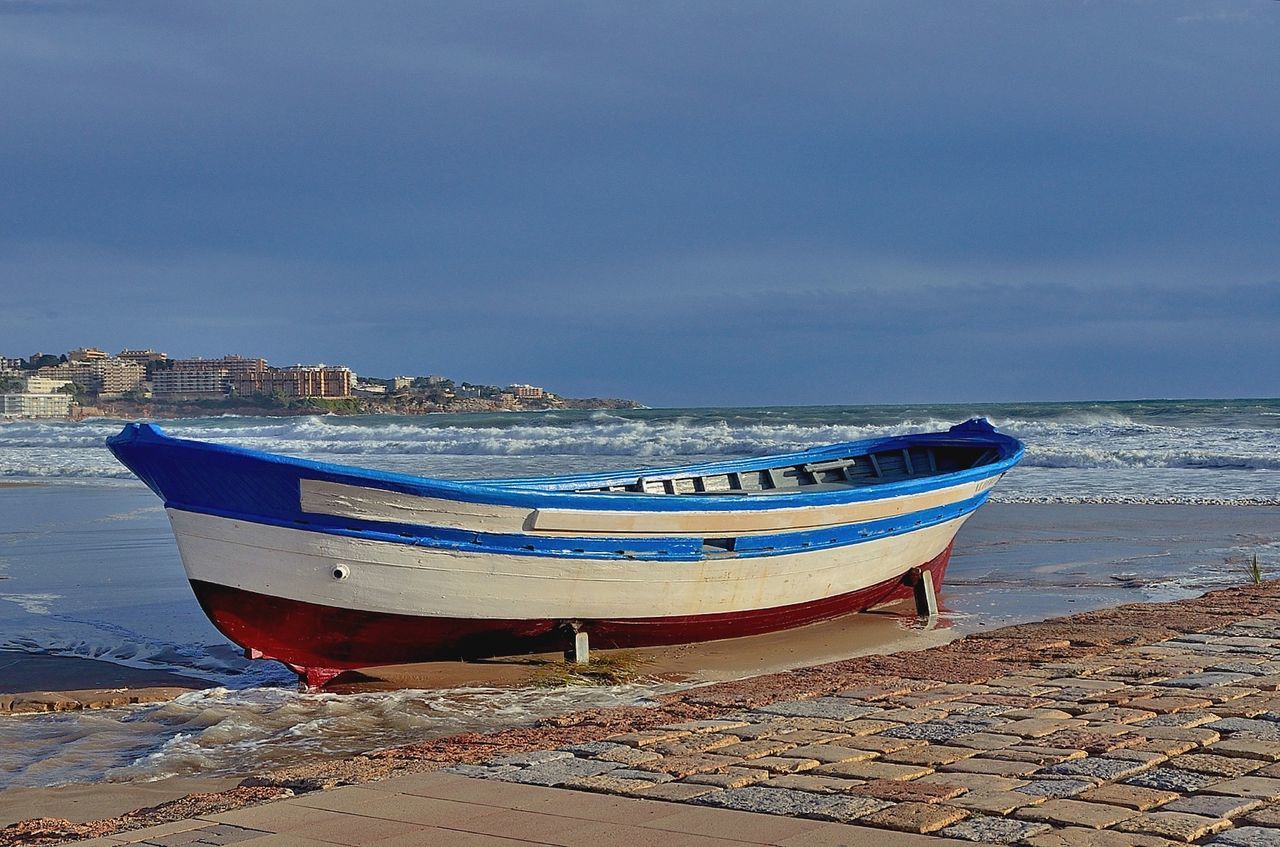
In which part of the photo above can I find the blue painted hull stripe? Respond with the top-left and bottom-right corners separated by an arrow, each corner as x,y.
167,490 -> 993,562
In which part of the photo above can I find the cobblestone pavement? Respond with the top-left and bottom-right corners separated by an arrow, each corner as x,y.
455,616 -> 1280,846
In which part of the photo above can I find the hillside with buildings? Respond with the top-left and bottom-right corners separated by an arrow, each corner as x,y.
0,347 -> 641,420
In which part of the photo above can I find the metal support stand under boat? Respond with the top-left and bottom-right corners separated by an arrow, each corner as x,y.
903,566 -> 939,623
562,620 -> 590,665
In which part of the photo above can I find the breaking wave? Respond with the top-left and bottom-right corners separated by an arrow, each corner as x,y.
2,401 -> 1279,501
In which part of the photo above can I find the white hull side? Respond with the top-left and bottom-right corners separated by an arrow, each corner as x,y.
168,508 -> 972,621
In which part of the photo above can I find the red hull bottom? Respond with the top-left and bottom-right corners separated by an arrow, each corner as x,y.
191,543 -> 953,688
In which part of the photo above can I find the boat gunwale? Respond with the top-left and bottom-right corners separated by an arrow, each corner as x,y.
107,420 -> 1024,514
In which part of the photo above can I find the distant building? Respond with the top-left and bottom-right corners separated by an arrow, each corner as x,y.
422,375 -> 449,386
154,355 -> 267,398
391,376 -> 413,391
233,365 -> 353,399
37,359 -> 144,398
0,357 -> 23,371
23,376 -> 73,394
354,381 -> 387,396
1,392 -> 72,419
67,347 -> 109,362
509,383 -> 545,399
117,349 -> 168,366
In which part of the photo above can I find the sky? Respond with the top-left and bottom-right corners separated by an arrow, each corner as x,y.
1,1 -> 1277,406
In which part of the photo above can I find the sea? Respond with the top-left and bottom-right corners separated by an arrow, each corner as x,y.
2,400 -> 1279,790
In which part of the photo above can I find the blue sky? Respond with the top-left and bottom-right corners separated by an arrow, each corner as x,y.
1,1 -> 1277,405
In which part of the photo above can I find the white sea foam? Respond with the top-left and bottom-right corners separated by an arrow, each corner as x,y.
3,405 -> 1279,502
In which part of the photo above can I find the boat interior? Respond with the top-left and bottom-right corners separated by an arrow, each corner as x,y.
576,444 -> 1000,496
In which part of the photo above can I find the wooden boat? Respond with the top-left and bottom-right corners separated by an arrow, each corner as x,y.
107,418 -> 1023,687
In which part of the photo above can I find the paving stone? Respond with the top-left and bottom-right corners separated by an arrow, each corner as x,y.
950,732 -> 1024,750
1128,696 -> 1216,713
594,745 -> 664,765
839,718 -> 904,736
443,763 -> 519,777
860,801 -> 968,833
1024,826 -> 1182,846
952,788 -> 1046,814
879,707 -> 952,723
1211,740 -> 1280,761
1127,766 -> 1225,792
695,785 -> 890,822
1043,756 -> 1156,780
1169,753 -> 1265,777
882,744 -> 977,766
1017,778 -> 1097,798
681,767 -> 772,788
782,716 -> 874,732
940,817 -> 1052,844
1087,707 -> 1159,724
777,744 -> 878,763
990,745 -> 1086,765
1076,782 -> 1180,810
635,753 -> 742,777
883,720 -> 996,742
815,760 -> 933,781
1208,827 -> 1280,846
849,777 -> 967,803
1038,729 -> 1142,754
658,719 -> 750,733
1163,794 -> 1262,818
610,729 -> 693,747
1113,810 -> 1232,841
839,734 -> 926,754
1202,776 -> 1280,800
917,772 -> 1028,792
1017,797 -> 1142,828
1132,738 -> 1203,757
939,757 -> 1040,777
563,774 -> 665,795
1104,747 -> 1169,763
1002,708 -> 1076,720
1159,673 -> 1256,689
1243,804 -> 1280,826
1140,711 -> 1223,728
631,781 -> 721,801
773,729 -> 851,744
722,722 -> 786,740
1133,725 -> 1223,744
650,733 -> 739,756
744,756 -> 822,774
608,768 -> 674,782
492,750 -> 573,766
496,756 -> 621,785
1002,718 -> 1087,738
715,738 -> 800,759
1212,719 -> 1280,740
560,740 -> 628,757
756,697 -> 881,720
763,773 -> 864,794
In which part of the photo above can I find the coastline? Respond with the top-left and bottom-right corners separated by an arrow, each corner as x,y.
0,652 -> 207,716
6,580 -> 1279,844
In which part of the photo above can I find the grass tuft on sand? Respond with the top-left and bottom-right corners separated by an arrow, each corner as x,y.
1246,553 -> 1264,586
526,652 -> 652,688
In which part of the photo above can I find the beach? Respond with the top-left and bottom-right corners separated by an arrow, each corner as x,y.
2,403 -> 1279,838
7,581 -> 1280,845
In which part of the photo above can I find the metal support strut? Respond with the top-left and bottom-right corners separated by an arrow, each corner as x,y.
913,568 -> 939,620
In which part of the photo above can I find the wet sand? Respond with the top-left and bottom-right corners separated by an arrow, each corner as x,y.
329,600 -> 952,691
0,651 -> 206,714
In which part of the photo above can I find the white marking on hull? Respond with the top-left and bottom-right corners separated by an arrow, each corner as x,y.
300,476 -> 996,537
167,509 -> 971,621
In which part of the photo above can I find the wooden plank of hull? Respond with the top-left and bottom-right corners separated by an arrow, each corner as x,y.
167,509 -> 971,621
188,543 -> 955,673
299,475 -> 1000,537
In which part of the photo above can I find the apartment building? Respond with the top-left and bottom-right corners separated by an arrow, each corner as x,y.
232,365 -> 353,399
1,392 -> 72,419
